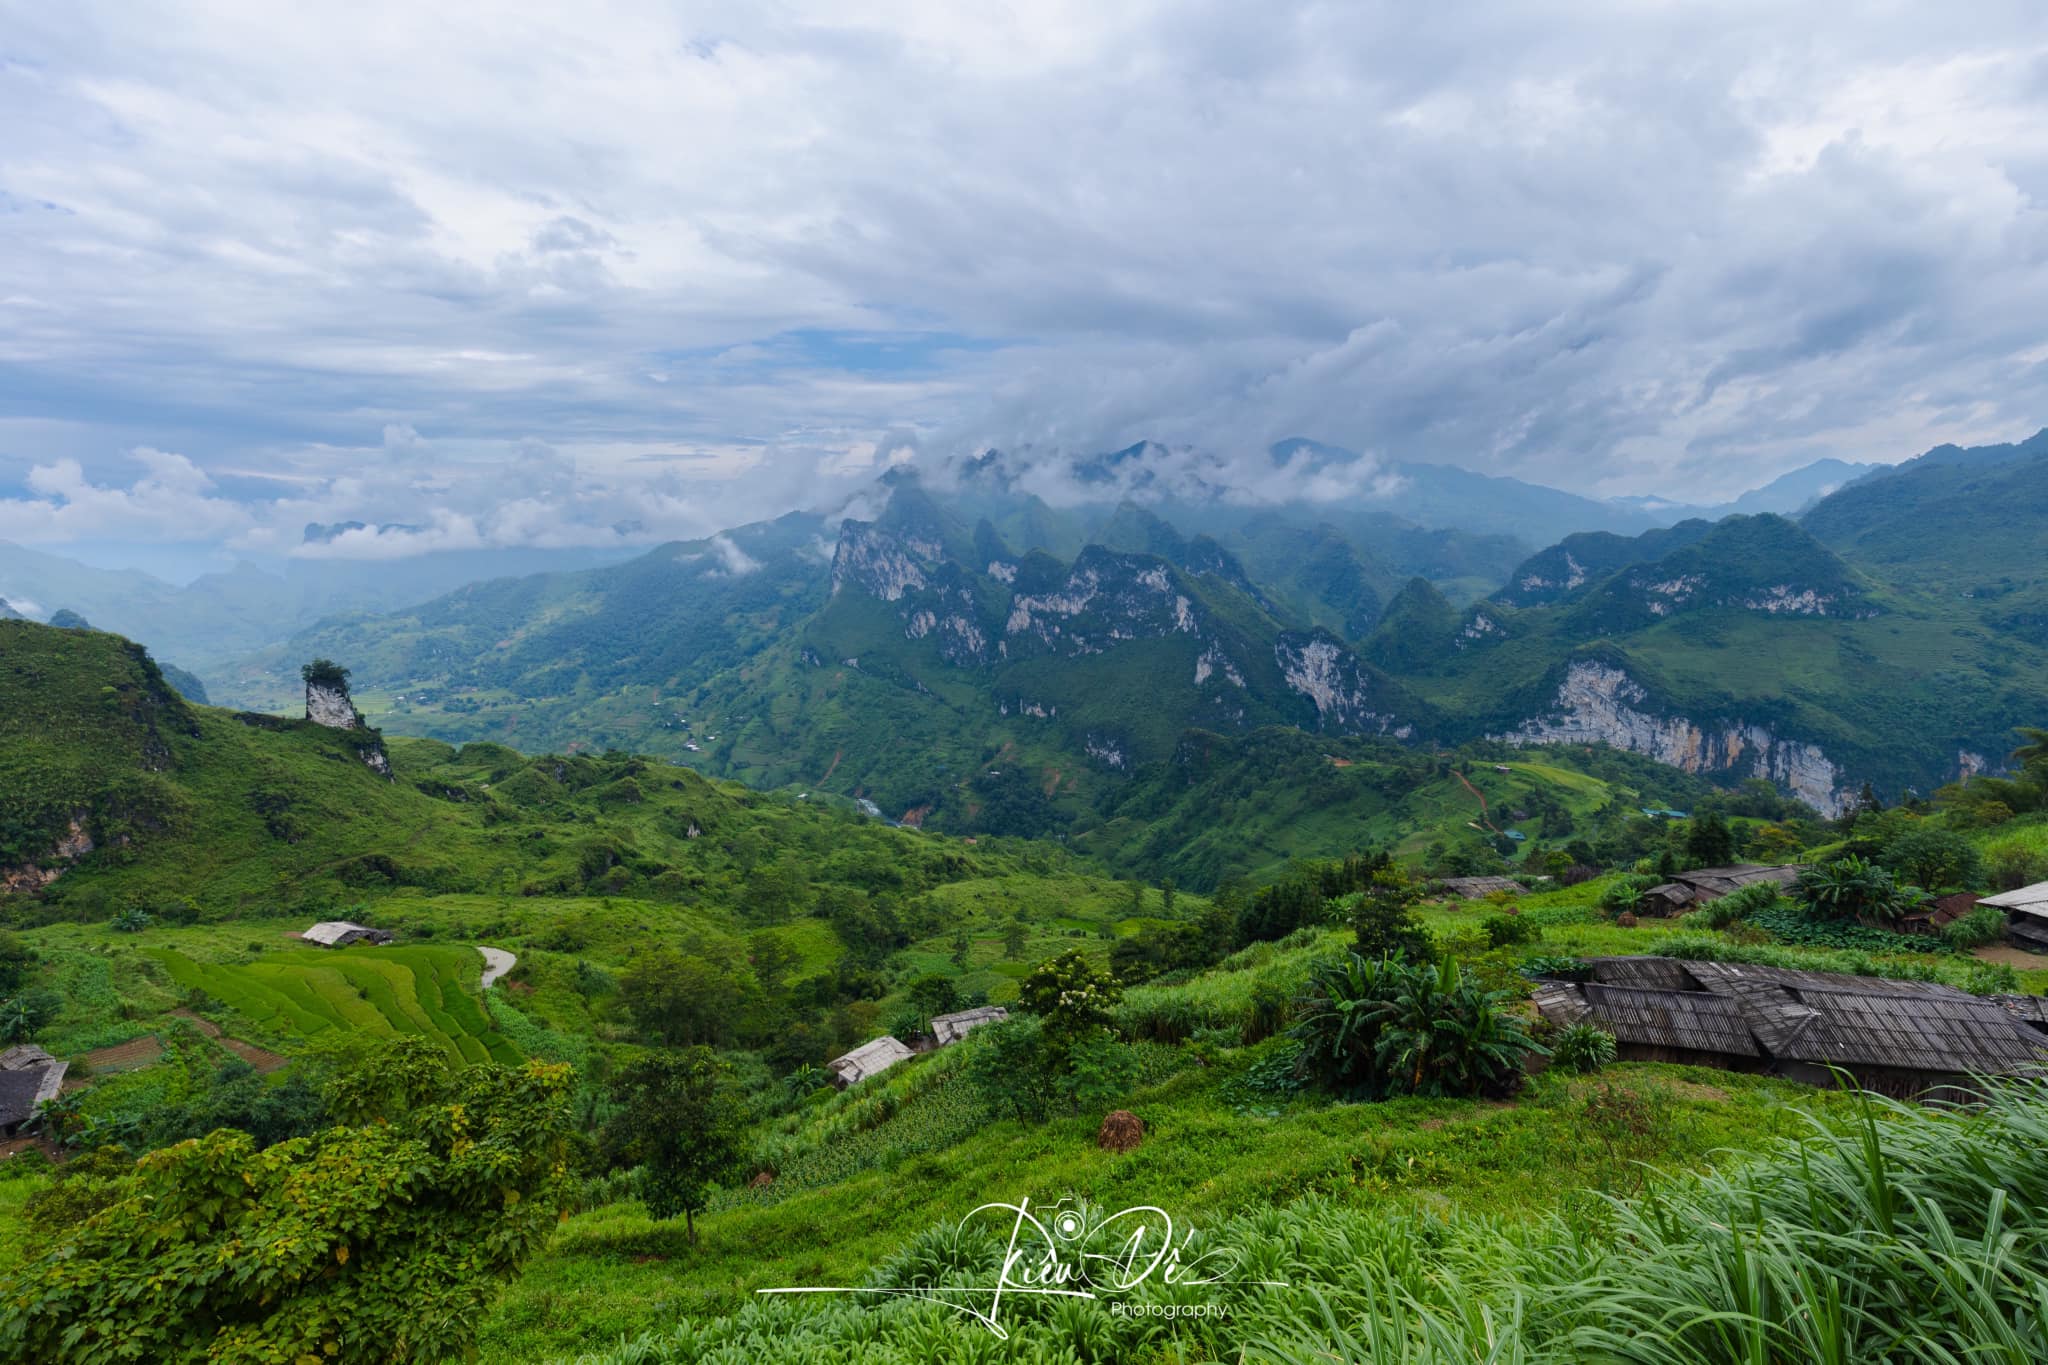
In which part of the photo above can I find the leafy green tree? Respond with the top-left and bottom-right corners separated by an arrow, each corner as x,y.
1876,825 -> 1983,891
746,931 -> 798,997
620,946 -> 751,1047
1159,877 -> 1176,917
1057,1028 -> 1141,1110
1683,811 -> 1736,867
1002,913 -> 1029,957
603,1049 -> 748,1244
299,657 -> 350,691
0,1037 -> 572,1364
1349,870 -> 1431,962
959,1016 -> 1054,1121
906,973 -> 960,1031
1017,948 -> 1120,1061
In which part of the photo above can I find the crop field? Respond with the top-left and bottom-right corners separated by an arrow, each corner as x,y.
143,944 -> 520,1066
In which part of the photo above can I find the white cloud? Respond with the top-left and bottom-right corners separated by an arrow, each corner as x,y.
0,1 -> 2044,533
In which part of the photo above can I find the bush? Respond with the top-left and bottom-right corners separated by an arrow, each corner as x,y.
1291,954 -> 1543,1101
1550,1022 -> 1617,1074
1961,961 -> 2021,996
1987,841 -> 2048,892
1690,881 -> 1784,930
1796,856 -> 1915,924
1941,906 -> 2008,951
1481,912 -> 1539,949
1058,1029 -> 1142,1111
1599,875 -> 1657,917
959,1016 -> 1054,1122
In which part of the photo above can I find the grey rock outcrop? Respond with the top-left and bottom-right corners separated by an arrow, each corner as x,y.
1497,661 -> 1847,816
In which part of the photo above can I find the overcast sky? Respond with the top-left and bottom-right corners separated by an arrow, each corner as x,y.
3,1 -> 2047,564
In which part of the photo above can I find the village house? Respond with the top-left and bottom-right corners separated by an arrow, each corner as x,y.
1981,881 -> 2048,952
826,1035 -> 916,1088
930,1005 -> 1008,1046
1638,864 -> 1801,917
1534,956 -> 2048,1099
1437,876 -> 1527,900
300,921 -> 395,948
0,1043 -> 68,1137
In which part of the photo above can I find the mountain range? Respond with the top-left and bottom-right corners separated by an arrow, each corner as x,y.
170,429 -> 2041,837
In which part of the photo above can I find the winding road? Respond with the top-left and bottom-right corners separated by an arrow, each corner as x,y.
477,946 -> 517,989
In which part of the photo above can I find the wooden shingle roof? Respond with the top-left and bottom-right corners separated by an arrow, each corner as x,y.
1562,982 -> 1762,1056
1535,956 -> 2048,1079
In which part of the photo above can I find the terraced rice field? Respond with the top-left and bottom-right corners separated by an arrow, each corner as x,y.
144,944 -> 521,1066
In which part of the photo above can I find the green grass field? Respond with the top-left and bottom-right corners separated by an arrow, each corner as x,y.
144,943 -> 519,1065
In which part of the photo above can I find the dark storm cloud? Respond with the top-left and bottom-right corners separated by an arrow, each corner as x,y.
0,0 -> 2045,553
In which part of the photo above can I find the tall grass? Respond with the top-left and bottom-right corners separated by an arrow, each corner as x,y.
569,1081 -> 2048,1364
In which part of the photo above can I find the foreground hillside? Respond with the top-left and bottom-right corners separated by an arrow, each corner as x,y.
7,610 -> 2048,1360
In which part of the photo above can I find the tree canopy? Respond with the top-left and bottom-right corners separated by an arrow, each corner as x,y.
0,1037 -> 572,1364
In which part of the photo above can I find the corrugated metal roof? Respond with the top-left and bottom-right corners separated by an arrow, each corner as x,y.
1981,881 -> 2048,917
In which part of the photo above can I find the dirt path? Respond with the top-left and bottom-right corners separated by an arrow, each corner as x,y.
478,946 -> 517,989
1975,944 -> 2048,970
819,748 -> 843,785
1453,770 -> 1501,834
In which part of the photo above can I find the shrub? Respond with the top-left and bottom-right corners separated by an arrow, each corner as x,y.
1058,1029 -> 1142,1111
1987,841 -> 2048,892
1481,912 -> 1538,949
1961,961 -> 2021,996
1796,856 -> 1914,924
1550,1022 -> 1618,1074
1941,906 -> 2008,951
1291,954 -> 1543,1101
959,1016 -> 1054,1122
1599,875 -> 1657,917
0,1038 -> 572,1364
1690,881 -> 1784,930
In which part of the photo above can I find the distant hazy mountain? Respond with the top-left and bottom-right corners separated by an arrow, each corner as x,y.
0,537 -> 637,681
1609,457 -> 1881,523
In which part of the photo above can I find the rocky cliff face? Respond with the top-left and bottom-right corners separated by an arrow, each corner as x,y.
0,815 -> 95,894
306,682 -> 358,730
1497,661 -> 1847,815
831,520 -> 939,602
301,680 -> 393,776
1274,632 -> 1415,737
1003,550 -> 1200,659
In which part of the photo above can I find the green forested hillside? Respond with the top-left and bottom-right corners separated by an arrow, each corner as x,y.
188,438 -> 2048,839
